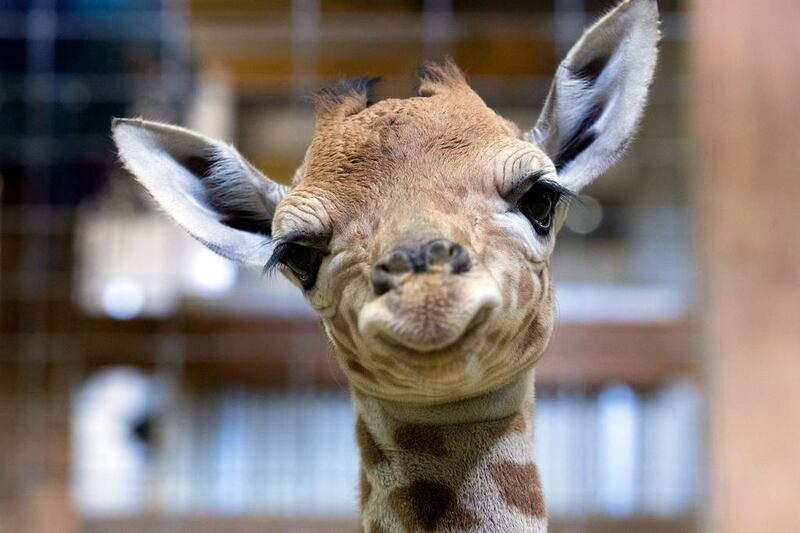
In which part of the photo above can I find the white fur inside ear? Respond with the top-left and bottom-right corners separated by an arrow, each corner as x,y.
528,0 -> 660,192
112,118 -> 287,268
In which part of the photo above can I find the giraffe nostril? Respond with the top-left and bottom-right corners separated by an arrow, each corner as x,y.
424,239 -> 470,274
425,239 -> 452,268
385,250 -> 414,274
371,239 -> 471,296
448,243 -> 471,275
371,265 -> 395,296
371,249 -> 413,296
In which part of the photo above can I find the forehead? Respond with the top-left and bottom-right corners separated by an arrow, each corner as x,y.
316,91 -> 518,165
352,92 -> 519,141
274,91 -> 531,237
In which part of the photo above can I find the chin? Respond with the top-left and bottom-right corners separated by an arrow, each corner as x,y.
365,309 -> 491,361
353,328 -> 517,405
349,318 -> 551,405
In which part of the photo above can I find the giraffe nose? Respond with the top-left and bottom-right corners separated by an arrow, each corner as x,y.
371,238 -> 471,296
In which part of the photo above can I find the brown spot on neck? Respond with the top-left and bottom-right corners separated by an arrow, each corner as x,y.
388,480 -> 478,532
356,417 -> 387,468
487,413 -> 528,440
490,461 -> 545,518
393,424 -> 448,457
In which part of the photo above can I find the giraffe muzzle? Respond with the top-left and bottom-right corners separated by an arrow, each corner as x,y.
370,238 -> 471,297
358,258 -> 501,356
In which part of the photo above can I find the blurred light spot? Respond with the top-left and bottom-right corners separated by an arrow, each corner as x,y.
598,384 -> 640,517
102,279 -> 144,320
186,246 -> 237,297
72,368 -> 153,515
565,195 -> 603,234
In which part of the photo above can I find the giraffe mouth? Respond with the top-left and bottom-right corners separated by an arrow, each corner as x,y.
374,303 -> 493,355
358,273 -> 501,357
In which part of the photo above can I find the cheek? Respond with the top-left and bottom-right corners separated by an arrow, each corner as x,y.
478,222 -> 548,311
305,265 -> 333,313
515,267 -> 538,311
316,264 -> 372,369
480,218 -> 556,349
312,253 -> 374,362
489,261 -> 553,366
489,212 -> 554,263
306,247 -> 370,316
494,261 -> 542,315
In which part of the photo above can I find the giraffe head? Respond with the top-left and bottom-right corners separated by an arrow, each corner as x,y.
113,0 -> 659,404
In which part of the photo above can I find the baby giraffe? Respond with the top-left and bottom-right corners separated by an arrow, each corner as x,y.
112,1 -> 659,530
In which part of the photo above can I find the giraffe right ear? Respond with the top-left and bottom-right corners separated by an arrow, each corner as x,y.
112,118 -> 287,268
529,0 -> 660,193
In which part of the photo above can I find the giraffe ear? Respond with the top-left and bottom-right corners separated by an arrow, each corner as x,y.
529,0 -> 660,192
112,118 -> 288,268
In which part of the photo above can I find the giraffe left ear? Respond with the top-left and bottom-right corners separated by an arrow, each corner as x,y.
112,118 -> 288,268
529,0 -> 660,192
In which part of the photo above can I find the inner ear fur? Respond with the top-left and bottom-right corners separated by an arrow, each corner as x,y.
112,118 -> 286,268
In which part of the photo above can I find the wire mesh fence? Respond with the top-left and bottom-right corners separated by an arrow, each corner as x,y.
0,1 -> 696,532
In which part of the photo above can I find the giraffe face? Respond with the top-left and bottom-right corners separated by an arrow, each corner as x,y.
271,66 -> 563,404
114,0 -> 660,406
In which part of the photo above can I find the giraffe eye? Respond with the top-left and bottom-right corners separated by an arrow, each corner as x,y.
277,242 -> 324,290
518,182 -> 562,235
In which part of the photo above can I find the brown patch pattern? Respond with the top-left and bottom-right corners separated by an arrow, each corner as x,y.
389,480 -> 477,532
356,418 -> 387,468
487,414 -> 527,440
490,461 -> 545,517
517,271 -> 534,309
393,424 -> 448,457
521,312 -> 551,354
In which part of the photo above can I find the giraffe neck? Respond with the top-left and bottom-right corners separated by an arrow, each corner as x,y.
353,369 -> 546,533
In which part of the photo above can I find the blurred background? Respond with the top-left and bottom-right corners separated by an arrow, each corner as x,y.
1,1 -> 798,533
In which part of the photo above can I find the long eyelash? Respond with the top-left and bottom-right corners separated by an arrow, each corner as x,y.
536,178 -> 578,205
263,241 -> 291,276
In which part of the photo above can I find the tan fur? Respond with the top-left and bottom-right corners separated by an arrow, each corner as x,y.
274,60 -> 555,404
266,60 -> 555,532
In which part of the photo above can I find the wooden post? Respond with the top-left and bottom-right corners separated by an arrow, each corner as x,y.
694,1 -> 800,531
1,209 -> 78,533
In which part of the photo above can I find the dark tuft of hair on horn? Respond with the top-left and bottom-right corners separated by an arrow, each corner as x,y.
313,76 -> 381,117
417,58 -> 467,97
